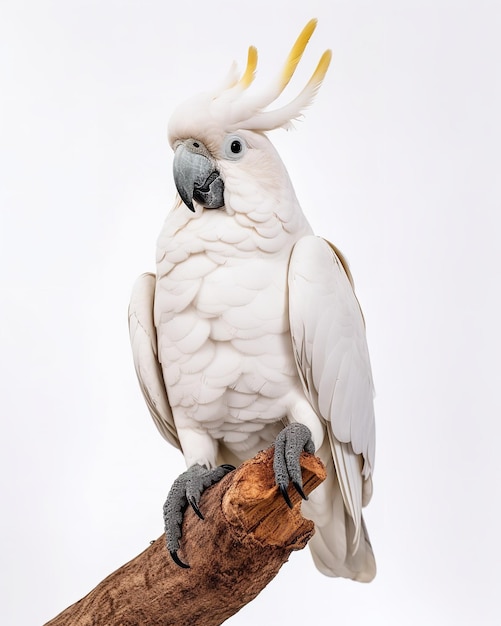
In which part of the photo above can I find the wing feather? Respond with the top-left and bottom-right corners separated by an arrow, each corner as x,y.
288,236 -> 375,549
128,273 -> 180,450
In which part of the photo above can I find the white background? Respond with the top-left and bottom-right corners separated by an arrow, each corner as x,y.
1,1 -> 500,624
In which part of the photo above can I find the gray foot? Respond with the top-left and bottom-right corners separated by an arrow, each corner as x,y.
273,423 -> 315,508
163,463 -> 235,568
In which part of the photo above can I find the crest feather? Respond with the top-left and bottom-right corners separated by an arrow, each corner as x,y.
239,49 -> 332,131
216,19 -> 331,132
280,18 -> 318,92
236,46 -> 258,91
168,20 -> 331,143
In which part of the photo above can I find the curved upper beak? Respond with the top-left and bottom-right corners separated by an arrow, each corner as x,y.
173,139 -> 225,212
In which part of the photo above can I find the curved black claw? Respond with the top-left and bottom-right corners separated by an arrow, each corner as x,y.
170,550 -> 190,569
188,496 -> 204,520
163,463 -> 235,568
273,423 -> 315,509
293,481 -> 308,500
280,484 -> 293,509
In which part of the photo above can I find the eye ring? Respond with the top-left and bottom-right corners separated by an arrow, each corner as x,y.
223,135 -> 247,161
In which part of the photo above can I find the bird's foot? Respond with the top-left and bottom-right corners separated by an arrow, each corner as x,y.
163,463 -> 235,568
273,423 -> 315,508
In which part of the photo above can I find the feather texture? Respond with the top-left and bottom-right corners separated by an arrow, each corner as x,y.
128,273 -> 179,449
288,237 -> 375,473
288,237 -> 375,577
167,18 -> 331,145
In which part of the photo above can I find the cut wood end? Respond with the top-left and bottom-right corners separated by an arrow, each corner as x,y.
222,447 -> 326,549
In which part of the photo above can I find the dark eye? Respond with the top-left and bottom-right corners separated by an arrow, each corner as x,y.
230,140 -> 242,154
223,134 -> 247,160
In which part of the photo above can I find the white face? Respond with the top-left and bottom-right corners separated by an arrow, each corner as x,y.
215,130 -> 297,218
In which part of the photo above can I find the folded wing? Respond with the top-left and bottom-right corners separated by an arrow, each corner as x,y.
288,236 -> 375,557
128,273 -> 180,450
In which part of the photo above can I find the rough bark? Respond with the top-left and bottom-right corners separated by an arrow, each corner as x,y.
45,448 -> 326,626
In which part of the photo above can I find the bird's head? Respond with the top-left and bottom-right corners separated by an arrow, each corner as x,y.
167,19 -> 332,214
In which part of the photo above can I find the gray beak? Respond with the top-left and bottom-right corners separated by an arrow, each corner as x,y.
173,139 -> 225,212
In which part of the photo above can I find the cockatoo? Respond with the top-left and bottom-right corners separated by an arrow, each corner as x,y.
129,19 -> 376,582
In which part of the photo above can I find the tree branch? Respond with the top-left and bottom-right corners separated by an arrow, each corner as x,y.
45,448 -> 326,626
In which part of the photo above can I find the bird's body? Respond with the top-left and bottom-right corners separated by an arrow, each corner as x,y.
129,20 -> 376,581
154,154 -> 314,467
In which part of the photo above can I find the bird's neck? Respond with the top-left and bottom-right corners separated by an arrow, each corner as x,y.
158,191 -> 312,262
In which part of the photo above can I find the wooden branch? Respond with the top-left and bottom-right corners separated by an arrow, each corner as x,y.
45,448 -> 326,626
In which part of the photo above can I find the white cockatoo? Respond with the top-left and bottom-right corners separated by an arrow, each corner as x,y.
129,19 -> 376,582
